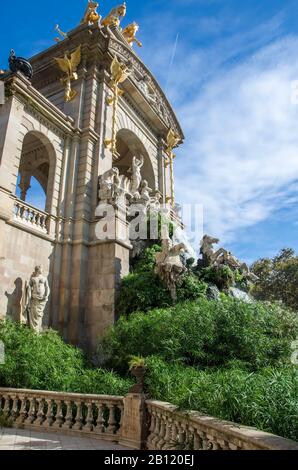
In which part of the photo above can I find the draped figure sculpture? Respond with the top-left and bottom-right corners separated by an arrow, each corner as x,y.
26,266 -> 50,332
129,155 -> 144,197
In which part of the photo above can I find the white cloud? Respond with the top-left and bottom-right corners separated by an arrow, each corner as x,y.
172,36 -> 298,244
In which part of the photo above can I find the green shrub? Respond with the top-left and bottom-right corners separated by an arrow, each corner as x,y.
101,298 -> 298,373
144,356 -> 298,441
116,272 -> 172,316
199,265 -> 235,290
117,244 -> 208,316
0,320 -> 131,395
177,275 -> 208,301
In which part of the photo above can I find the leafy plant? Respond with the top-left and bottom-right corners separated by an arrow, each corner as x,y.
0,320 -> 132,395
144,356 -> 298,442
128,356 -> 147,370
100,298 -> 298,374
199,265 -> 235,290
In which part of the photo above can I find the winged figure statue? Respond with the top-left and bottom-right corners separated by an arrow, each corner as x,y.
110,56 -> 130,85
166,128 -> 180,156
54,45 -> 82,102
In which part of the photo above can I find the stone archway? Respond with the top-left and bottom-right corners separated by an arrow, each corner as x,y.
17,131 -> 56,213
115,128 -> 156,191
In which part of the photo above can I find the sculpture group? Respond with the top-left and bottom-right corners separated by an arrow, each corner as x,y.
98,155 -> 161,212
200,235 -> 258,282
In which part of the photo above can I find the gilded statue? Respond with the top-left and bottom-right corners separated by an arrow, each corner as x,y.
109,55 -> 131,97
166,128 -> 180,157
104,56 -> 131,155
54,45 -> 82,102
81,1 -> 101,25
123,23 -> 142,48
101,3 -> 126,28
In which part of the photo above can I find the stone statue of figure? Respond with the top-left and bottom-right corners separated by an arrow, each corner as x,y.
129,155 -> 144,197
155,238 -> 187,302
140,180 -> 151,203
26,266 -> 50,332
98,167 -> 121,202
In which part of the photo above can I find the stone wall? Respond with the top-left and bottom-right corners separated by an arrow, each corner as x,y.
0,221 -> 54,323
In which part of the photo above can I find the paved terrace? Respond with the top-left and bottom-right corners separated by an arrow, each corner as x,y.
0,428 -> 130,450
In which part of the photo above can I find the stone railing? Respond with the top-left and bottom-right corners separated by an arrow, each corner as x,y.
0,388 -> 123,442
146,401 -> 298,451
1,388 -> 298,450
14,199 -> 49,234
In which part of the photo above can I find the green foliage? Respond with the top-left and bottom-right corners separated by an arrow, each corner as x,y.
199,265 -> 235,290
0,320 -> 131,395
117,244 -> 207,316
176,275 -> 208,301
144,356 -> 298,441
132,244 -> 162,274
0,411 -> 13,428
101,298 -> 298,374
116,272 -> 172,316
251,248 -> 298,311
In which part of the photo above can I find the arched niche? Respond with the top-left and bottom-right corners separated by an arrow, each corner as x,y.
115,129 -> 156,190
16,131 -> 56,213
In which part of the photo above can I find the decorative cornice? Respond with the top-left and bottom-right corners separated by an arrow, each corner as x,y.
4,73 -> 75,137
108,36 -> 184,141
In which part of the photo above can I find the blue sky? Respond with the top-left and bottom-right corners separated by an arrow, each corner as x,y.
2,0 -> 298,264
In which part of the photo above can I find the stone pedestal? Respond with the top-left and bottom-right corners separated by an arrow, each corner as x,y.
119,393 -> 147,450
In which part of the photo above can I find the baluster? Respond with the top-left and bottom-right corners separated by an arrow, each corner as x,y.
45,399 -> 54,426
171,421 -> 179,449
73,401 -> 83,430
151,412 -> 161,449
94,403 -> 105,434
36,398 -> 46,425
11,395 -> 19,422
147,409 -> 156,447
162,416 -> 173,450
156,414 -> 166,450
177,421 -> 186,449
183,423 -> 192,450
85,402 -> 94,432
35,212 -> 40,227
218,439 -> 230,450
53,400 -> 64,428
107,404 -> 117,434
193,428 -> 203,450
16,396 -> 28,424
3,395 -> 11,415
19,205 -> 25,220
200,431 -> 209,450
118,404 -> 124,435
64,400 -> 74,429
40,215 -> 45,230
27,397 -> 37,424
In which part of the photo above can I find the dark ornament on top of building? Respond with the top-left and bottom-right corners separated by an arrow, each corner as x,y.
9,50 -> 33,80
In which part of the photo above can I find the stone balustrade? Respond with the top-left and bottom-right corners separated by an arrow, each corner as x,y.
14,199 -> 49,234
0,388 -> 124,442
1,388 -> 298,450
146,401 -> 298,451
